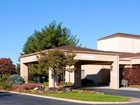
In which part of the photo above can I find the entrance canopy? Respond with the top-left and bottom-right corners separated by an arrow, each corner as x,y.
20,45 -> 120,89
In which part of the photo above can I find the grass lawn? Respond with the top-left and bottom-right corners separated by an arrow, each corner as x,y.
43,92 -> 128,102
24,89 -> 128,102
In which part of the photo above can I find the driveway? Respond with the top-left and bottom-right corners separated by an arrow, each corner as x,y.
0,91 -> 140,105
0,92 -> 86,105
86,88 -> 140,98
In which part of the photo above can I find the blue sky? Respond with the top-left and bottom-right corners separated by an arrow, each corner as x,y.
0,0 -> 140,64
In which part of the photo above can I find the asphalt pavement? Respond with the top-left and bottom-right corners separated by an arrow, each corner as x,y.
0,91 -> 140,105
0,92 -> 85,105
88,88 -> 140,98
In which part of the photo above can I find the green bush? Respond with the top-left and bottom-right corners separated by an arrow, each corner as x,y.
43,82 -> 48,87
65,82 -> 73,87
0,74 -> 10,82
7,74 -> 25,86
0,82 -> 11,90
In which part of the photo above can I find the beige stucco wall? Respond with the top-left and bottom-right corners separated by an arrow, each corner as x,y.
75,53 -> 117,62
119,59 -> 131,65
65,71 -> 74,83
118,37 -> 134,53
20,63 -> 28,83
133,39 -> 140,53
82,65 -> 110,85
20,55 -> 38,63
65,65 -> 111,85
20,50 -> 120,89
98,37 -> 140,53
118,37 -> 140,53
131,58 -> 140,64
97,37 -> 119,51
119,57 -> 140,65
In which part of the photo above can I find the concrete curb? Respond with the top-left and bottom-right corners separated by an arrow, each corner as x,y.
1,90 -> 140,104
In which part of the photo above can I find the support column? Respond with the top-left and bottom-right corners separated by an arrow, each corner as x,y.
49,68 -> 58,88
110,55 -> 119,89
74,63 -> 81,88
20,62 -> 28,83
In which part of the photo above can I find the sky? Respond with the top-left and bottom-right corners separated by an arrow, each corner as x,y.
0,0 -> 140,64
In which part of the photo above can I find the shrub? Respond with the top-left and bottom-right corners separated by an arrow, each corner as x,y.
7,74 -> 25,86
10,83 -> 41,92
65,82 -> 73,87
43,82 -> 48,87
0,82 -> 11,90
0,74 -> 10,82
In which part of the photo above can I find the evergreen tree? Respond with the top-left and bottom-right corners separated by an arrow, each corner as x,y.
22,21 -> 80,82
23,21 -> 80,54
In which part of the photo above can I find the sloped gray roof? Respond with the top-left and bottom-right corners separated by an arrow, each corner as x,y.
98,33 -> 140,41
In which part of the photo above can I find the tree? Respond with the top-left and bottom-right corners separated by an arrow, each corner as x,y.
22,21 -> 81,54
37,50 -> 76,87
0,58 -> 16,82
16,63 -> 20,75
22,21 -> 80,82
